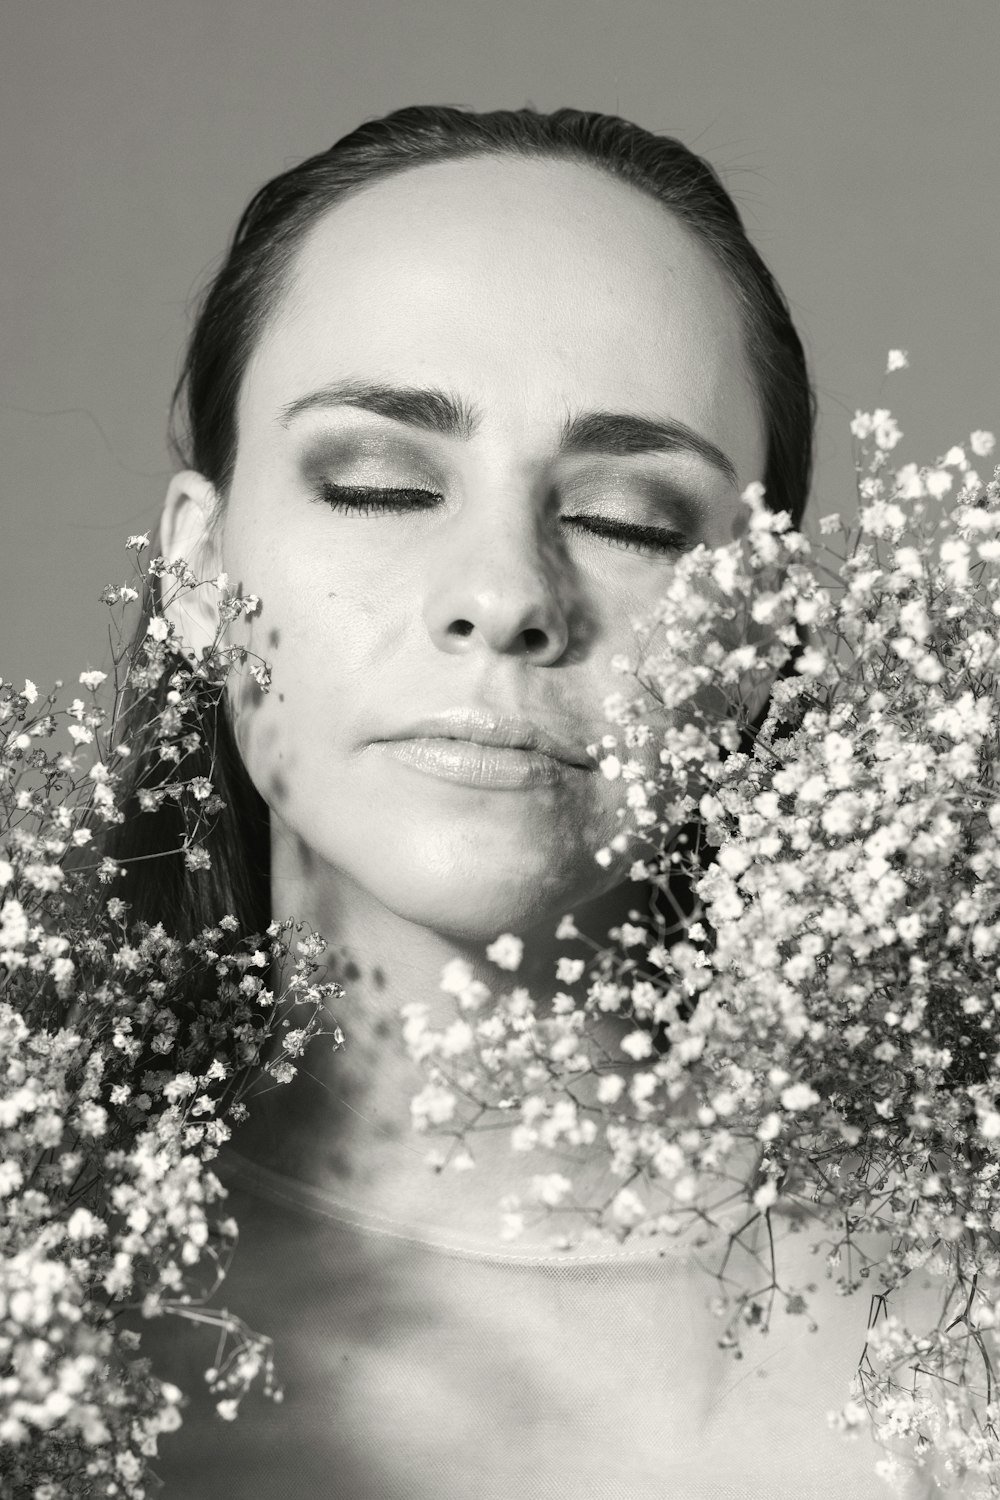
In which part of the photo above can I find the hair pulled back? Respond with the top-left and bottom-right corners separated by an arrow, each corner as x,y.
103,104 -> 816,948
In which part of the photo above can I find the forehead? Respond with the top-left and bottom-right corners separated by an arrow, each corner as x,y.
240,155 -> 762,464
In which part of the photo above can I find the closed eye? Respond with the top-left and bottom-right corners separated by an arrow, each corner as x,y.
314,483 -> 691,556
315,481 -> 440,515
561,513 -> 690,555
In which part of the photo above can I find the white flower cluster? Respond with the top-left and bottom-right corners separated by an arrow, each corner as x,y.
0,552 -> 344,1495
401,392 -> 1000,1492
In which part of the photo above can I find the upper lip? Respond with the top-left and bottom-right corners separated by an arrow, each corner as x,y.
381,708 -> 591,768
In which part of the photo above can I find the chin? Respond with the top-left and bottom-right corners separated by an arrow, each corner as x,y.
369,859 -> 587,947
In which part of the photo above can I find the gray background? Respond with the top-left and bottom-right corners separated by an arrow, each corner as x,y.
2,0 -> 998,692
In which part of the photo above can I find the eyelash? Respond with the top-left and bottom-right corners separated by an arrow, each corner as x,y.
314,482 -> 690,557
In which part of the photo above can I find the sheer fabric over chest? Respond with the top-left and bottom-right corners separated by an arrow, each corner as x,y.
145,1148 -> 936,1499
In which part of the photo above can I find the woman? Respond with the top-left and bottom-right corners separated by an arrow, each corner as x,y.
119,105 -> 931,1497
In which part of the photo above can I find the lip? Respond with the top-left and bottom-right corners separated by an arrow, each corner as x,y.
381,708 -> 591,767
373,708 -> 593,790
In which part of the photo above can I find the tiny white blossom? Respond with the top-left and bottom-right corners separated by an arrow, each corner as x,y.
486,933 -> 523,971
500,1211 -> 526,1241
440,957 -> 475,994
796,647 -> 827,677
618,923 -> 648,948
531,1172 -> 574,1207
78,670 -> 108,689
620,1030 -> 654,1061
925,468 -> 953,500
780,1082 -> 820,1112
970,429 -> 996,458
596,1074 -> 626,1104
894,462 -> 925,500
873,410 -> 903,451
753,1181 -> 779,1211
66,1207 -> 107,1241
886,349 -> 908,372
410,1082 -> 456,1128
611,1187 -> 646,1227
0,1160 -> 24,1198
555,956 -> 586,984
440,1019 -> 475,1057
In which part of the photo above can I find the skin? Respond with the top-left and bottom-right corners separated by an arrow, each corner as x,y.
160,155 -> 767,1225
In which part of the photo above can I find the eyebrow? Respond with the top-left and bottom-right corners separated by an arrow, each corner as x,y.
277,378 -> 740,488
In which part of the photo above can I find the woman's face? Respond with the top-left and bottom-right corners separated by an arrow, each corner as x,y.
216,155 -> 766,941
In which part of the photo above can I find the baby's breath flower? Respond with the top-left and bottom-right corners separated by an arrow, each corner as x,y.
439,957 -> 474,995
925,468 -> 953,499
596,1074 -> 626,1104
610,1187 -> 646,1227
530,1172 -> 574,1207
620,1030 -> 654,1061
618,923 -> 648,948
410,1081 -> 457,1129
66,1207 -> 107,1241
485,933 -> 523,971
779,1082 -> 820,1112
555,956 -> 585,985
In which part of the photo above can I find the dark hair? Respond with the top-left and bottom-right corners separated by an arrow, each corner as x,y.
99,104 -> 816,947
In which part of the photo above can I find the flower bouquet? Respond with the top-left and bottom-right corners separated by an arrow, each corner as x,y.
401,368 -> 1000,1494
0,553 -> 343,1497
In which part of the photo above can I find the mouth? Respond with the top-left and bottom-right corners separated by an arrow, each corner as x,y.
382,708 -> 591,765
374,707 -> 593,790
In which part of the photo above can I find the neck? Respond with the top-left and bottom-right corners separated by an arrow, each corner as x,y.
233,826 -> 663,1242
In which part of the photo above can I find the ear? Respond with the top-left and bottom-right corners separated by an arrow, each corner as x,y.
158,470 -> 225,663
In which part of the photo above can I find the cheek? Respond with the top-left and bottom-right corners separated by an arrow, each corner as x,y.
227,590 -> 393,805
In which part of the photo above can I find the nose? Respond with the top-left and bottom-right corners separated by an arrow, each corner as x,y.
422,492 -> 574,664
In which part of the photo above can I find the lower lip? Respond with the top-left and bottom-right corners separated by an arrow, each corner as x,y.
375,737 -> 583,790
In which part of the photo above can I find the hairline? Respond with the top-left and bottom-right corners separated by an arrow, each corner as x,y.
208,143 -> 768,524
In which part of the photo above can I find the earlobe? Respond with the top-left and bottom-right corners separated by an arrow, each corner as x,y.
158,470 -> 224,661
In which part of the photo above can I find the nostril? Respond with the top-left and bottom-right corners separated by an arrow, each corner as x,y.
521,627 -> 548,654
449,619 -> 474,638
